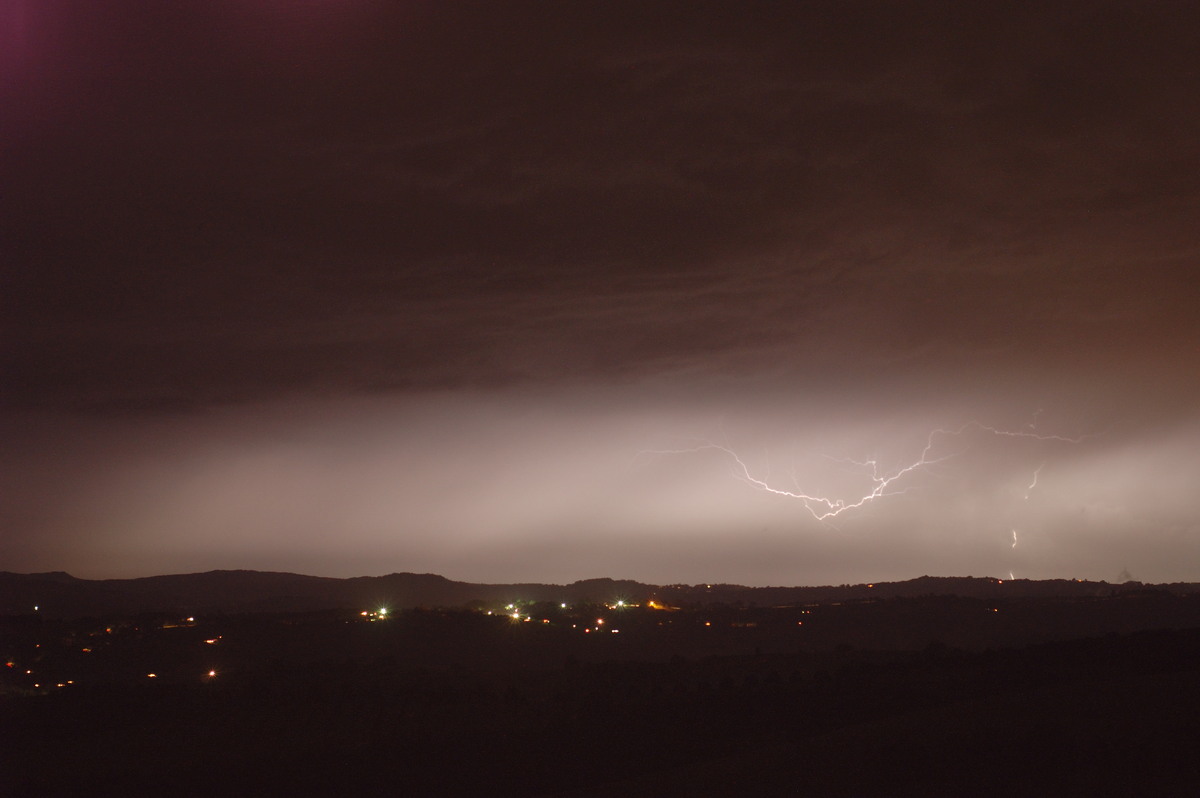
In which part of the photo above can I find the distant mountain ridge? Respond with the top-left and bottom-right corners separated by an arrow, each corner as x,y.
1,569 -> 1196,618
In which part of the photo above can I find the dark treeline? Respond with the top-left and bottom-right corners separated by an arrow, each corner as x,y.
5,569 -> 1198,618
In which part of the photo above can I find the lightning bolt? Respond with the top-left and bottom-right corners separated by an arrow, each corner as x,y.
637,421 -> 1091,523
1011,529 -> 1019,549
1024,463 -> 1044,500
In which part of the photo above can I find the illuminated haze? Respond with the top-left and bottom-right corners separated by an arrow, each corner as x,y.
3,1 -> 1198,584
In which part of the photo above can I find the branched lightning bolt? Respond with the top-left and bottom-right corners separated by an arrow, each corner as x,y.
637,421 -> 1091,523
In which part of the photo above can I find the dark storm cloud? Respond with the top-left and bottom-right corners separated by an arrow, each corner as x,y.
2,2 -> 1198,583
5,1 -> 1198,412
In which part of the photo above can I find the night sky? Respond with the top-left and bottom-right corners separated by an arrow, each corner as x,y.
3,1 -> 1198,584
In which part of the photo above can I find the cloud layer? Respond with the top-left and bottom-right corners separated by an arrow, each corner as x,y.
2,2 -> 1197,582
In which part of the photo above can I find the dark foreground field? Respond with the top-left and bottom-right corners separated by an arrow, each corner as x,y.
4,595 -> 1200,796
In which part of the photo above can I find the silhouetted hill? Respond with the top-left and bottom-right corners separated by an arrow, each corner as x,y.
1,569 -> 1196,618
0,570 -> 653,617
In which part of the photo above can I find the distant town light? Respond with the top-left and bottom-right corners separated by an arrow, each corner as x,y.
147,673 -> 157,678
378,607 -> 388,617
208,670 -> 216,677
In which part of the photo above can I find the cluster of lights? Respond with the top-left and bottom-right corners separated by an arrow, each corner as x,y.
359,608 -> 389,621
4,601 -> 861,692
491,602 -> 563,623
484,600 -> 642,633
7,617 -> 236,692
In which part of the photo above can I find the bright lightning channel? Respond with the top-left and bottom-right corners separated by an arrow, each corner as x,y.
1024,464 -> 1044,500
638,421 -> 1089,523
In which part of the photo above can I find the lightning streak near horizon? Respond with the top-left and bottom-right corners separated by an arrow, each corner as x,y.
637,421 -> 1091,523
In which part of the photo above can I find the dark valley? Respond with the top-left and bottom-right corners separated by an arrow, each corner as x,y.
4,572 -> 1199,795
